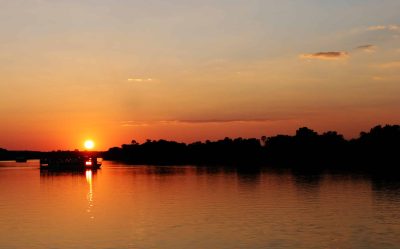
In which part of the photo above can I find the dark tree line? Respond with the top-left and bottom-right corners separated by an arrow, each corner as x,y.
0,149 -> 43,161
1,124 -> 399,171
0,150 -> 100,162
103,124 -> 400,170
105,137 -> 262,165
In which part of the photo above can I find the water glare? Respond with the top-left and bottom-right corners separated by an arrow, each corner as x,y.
85,170 -> 94,219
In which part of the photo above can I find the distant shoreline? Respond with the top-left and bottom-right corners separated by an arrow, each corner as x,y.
2,124 -> 399,171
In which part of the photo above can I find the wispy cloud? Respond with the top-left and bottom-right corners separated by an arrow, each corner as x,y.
367,25 -> 387,31
300,45 -> 378,61
127,78 -> 154,82
356,44 -> 377,53
372,76 -> 385,81
367,24 -> 400,31
121,118 -> 287,127
121,121 -> 150,127
378,61 -> 400,69
174,118 -> 278,124
300,51 -> 349,60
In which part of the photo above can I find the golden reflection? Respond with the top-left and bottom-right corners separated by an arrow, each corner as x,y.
85,170 -> 94,219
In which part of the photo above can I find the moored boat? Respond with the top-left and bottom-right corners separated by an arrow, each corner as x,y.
40,155 -> 102,170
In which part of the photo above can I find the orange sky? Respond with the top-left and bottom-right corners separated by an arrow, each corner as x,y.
1,0 -> 399,150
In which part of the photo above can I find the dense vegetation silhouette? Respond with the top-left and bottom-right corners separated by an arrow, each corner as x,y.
0,149 -> 42,162
103,124 -> 400,170
1,125 -> 399,171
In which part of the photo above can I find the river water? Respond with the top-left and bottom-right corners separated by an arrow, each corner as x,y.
0,160 -> 399,249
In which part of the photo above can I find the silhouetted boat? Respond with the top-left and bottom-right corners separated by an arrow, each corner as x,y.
40,155 -> 102,170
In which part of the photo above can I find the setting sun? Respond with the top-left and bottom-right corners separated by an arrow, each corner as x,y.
84,140 -> 95,150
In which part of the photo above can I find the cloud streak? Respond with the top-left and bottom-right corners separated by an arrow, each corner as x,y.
120,118 -> 289,127
367,25 -> 387,31
300,44 -> 377,61
300,51 -> 349,60
356,44 -> 377,53
127,78 -> 154,82
367,24 -> 400,31
173,118 -> 278,124
378,61 -> 400,69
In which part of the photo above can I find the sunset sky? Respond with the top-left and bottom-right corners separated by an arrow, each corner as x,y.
1,0 -> 400,150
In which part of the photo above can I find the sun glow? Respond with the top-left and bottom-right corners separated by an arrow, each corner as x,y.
84,140 -> 95,150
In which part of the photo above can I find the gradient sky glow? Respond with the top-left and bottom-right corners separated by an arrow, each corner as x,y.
1,0 -> 400,150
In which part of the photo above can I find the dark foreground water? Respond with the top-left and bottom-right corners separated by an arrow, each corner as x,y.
0,160 -> 400,249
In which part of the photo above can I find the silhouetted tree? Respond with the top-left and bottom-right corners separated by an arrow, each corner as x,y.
95,124 -> 400,170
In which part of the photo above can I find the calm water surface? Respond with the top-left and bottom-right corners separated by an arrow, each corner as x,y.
0,160 -> 400,249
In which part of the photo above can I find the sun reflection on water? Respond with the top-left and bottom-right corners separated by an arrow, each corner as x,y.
85,170 -> 94,219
